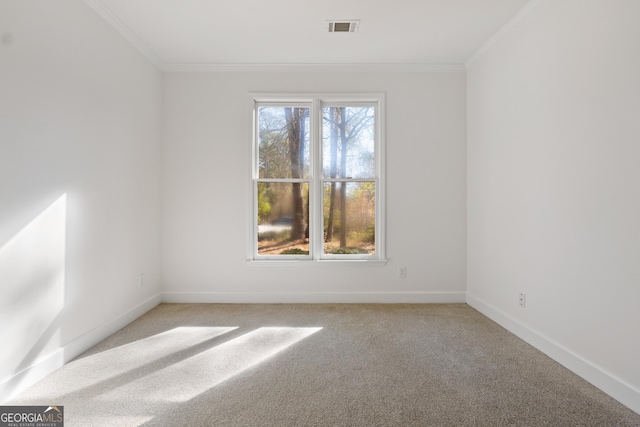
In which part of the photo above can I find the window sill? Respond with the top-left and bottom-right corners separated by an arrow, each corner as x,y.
247,259 -> 388,267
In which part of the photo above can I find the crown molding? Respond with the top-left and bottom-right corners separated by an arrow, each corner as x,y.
85,0 -> 546,74
84,0 -> 465,74
161,63 -> 466,73
465,0 -> 546,68
83,0 -> 166,69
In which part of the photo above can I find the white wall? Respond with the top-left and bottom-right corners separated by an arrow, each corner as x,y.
162,72 -> 467,302
0,0 -> 162,400
467,0 -> 640,413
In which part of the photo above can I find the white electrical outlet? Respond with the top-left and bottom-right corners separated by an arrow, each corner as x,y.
518,292 -> 526,308
398,267 -> 407,278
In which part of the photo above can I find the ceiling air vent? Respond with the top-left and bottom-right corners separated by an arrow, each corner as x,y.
327,20 -> 360,33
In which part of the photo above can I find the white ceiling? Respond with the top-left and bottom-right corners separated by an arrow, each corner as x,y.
86,0 -> 533,70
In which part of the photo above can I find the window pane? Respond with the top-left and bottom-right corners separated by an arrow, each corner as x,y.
322,106 -> 375,179
257,182 -> 309,255
258,106 -> 310,179
323,182 -> 375,255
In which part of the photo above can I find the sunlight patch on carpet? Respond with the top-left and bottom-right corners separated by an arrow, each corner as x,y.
97,327 -> 322,402
29,327 -> 237,399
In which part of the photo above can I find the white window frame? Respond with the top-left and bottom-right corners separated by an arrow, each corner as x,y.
248,93 -> 386,264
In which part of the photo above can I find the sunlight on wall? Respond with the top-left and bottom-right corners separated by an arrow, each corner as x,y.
26,327 -> 237,399
98,327 -> 322,403
0,194 -> 67,382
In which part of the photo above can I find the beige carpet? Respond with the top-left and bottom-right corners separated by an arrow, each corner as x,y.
10,303 -> 640,426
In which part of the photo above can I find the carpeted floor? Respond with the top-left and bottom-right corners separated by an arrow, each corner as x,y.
10,303 -> 640,426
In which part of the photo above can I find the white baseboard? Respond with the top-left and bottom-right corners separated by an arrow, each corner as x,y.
0,293 -> 162,404
466,293 -> 640,416
162,291 -> 467,304
62,293 -> 162,363
0,349 -> 65,405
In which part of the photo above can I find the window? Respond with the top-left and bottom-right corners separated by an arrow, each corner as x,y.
250,94 -> 385,262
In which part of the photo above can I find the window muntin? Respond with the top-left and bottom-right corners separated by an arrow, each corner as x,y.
251,95 -> 384,262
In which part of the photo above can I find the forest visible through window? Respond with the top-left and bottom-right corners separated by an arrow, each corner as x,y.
253,96 -> 382,260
